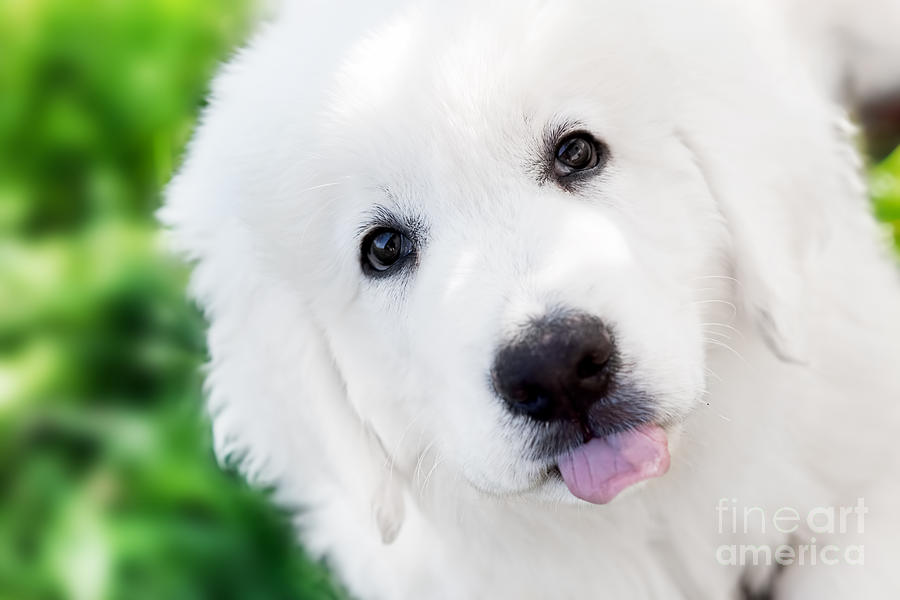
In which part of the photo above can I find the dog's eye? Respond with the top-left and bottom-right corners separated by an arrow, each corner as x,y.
362,228 -> 414,273
554,133 -> 604,177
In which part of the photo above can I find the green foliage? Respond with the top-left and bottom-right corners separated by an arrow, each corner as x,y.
0,0 -> 251,233
0,0 -> 344,598
872,146 -> 900,249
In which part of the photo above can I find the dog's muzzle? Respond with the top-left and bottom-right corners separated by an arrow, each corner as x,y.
490,310 -> 670,504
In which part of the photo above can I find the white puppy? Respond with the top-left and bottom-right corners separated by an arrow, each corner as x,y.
162,0 -> 900,598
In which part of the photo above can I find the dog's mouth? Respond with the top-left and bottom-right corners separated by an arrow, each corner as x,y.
553,424 -> 670,504
514,384 -> 674,503
525,391 -> 672,504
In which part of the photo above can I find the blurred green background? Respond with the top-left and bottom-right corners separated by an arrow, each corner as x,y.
0,0 -> 345,598
0,1 -> 897,599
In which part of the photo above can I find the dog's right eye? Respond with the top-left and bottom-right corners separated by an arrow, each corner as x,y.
553,132 -> 605,178
362,228 -> 414,273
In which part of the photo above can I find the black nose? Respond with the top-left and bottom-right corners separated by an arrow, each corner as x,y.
491,312 -> 616,422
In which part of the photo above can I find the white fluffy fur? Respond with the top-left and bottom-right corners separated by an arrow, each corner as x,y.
161,1 -> 900,598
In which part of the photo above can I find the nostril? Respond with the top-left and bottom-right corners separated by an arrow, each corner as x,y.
575,351 -> 609,380
505,383 -> 553,418
495,379 -> 553,419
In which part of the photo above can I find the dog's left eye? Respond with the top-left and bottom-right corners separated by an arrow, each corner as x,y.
554,133 -> 604,177
362,228 -> 414,273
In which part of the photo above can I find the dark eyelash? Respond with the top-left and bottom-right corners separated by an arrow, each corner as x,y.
530,120 -> 587,186
544,121 -> 583,155
356,205 -> 426,246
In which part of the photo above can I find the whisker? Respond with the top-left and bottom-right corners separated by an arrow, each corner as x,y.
702,367 -> 722,383
690,275 -> 742,286
704,338 -> 748,364
419,455 -> 446,496
385,406 -> 428,482
702,330 -> 732,341
294,180 -> 346,195
693,299 -> 737,309
692,299 -> 738,320
702,321 -> 744,339
413,439 -> 438,487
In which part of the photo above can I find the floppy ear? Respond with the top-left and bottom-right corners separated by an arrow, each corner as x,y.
715,200 -> 811,365
288,316 -> 408,545
157,0 -> 418,547
674,126 -> 842,364
158,54 -> 408,552
160,164 -> 408,546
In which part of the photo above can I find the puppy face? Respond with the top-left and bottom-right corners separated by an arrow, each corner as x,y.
170,0 -> 832,511
274,2 -> 733,502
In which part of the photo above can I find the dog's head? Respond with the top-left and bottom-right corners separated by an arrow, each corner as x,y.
163,0 -> 858,540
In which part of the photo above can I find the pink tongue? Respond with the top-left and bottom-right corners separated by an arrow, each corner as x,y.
557,425 -> 670,504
